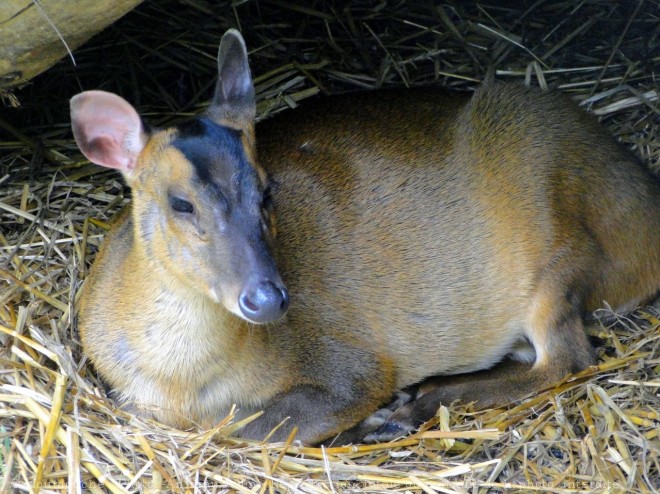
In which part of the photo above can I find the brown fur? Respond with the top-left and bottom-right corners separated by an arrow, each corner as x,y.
74,31 -> 660,445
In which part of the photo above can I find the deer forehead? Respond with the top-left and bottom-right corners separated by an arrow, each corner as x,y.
139,118 -> 264,205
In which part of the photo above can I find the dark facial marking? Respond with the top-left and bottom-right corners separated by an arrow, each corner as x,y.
172,118 -> 260,207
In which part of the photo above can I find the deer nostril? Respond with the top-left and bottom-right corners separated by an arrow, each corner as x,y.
240,294 -> 259,313
238,281 -> 289,323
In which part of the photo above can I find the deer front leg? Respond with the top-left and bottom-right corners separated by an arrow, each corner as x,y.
328,389 -> 416,445
235,383 -> 393,444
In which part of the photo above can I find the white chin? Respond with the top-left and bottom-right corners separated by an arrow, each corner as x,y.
207,287 -> 221,304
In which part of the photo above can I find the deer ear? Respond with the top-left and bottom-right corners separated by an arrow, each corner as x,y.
70,91 -> 147,175
208,29 -> 256,125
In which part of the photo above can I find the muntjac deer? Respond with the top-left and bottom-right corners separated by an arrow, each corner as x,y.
71,29 -> 660,444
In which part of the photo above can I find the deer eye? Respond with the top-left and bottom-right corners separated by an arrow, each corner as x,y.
169,195 -> 194,214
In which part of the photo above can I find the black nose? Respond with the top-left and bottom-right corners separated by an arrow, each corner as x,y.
239,281 -> 289,323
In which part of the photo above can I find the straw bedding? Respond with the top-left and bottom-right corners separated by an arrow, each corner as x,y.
0,1 -> 658,492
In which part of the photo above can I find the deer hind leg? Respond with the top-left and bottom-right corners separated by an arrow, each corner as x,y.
365,256 -> 597,443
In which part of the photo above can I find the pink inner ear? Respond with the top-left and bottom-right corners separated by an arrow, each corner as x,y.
83,134 -> 135,170
70,91 -> 145,172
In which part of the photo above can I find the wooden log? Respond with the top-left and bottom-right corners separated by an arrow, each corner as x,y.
0,0 -> 142,89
